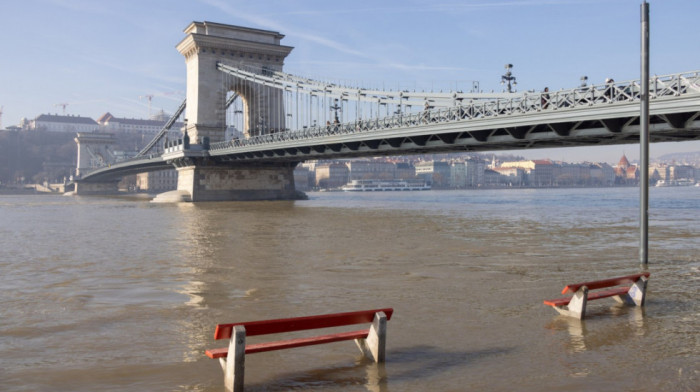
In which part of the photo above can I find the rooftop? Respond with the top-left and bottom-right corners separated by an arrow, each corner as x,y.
97,112 -> 183,127
35,114 -> 97,125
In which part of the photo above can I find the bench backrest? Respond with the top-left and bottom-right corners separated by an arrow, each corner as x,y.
562,272 -> 650,294
214,308 -> 394,340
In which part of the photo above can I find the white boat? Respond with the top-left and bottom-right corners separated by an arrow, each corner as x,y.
341,179 -> 431,192
655,179 -> 696,187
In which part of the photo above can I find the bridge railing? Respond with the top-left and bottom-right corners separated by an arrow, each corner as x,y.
78,70 -> 700,175
76,153 -> 162,178
210,70 -> 700,153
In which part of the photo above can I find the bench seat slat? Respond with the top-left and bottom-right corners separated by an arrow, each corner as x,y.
543,297 -> 572,307
562,272 -> 649,294
214,308 -> 393,340
205,329 -> 370,359
544,286 -> 630,307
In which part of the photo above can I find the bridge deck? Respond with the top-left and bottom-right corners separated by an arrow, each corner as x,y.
78,70 -> 700,181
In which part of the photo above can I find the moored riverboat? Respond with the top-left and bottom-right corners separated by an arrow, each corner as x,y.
341,179 -> 431,191
655,179 -> 696,187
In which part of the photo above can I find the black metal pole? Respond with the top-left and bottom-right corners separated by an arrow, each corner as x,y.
640,1 -> 650,265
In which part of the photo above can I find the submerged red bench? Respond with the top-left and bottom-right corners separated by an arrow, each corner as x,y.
544,272 -> 649,319
205,308 -> 393,392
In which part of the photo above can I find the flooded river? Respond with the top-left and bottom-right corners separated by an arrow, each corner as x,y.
0,187 -> 697,391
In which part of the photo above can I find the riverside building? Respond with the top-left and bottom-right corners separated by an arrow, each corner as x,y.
97,112 -> 184,137
346,160 -> 396,181
415,161 -> 451,188
25,114 -> 98,133
314,162 -> 349,189
499,159 -> 556,187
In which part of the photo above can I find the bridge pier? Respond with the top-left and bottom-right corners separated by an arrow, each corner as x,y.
151,22 -> 300,203
73,180 -> 120,195
153,161 -> 303,202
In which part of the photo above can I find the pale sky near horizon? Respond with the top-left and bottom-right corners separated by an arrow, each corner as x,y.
1,0 -> 699,164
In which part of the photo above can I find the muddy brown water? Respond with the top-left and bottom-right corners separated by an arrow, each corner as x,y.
1,188 -> 697,391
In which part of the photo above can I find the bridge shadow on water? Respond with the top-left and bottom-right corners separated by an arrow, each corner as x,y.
244,345 -> 514,391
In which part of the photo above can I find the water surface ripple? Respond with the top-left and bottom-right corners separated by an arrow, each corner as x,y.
0,187 -> 697,391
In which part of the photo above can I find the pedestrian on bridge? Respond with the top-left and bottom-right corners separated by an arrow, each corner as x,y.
605,78 -> 616,101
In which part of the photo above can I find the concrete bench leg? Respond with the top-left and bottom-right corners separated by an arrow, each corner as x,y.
617,276 -> 648,306
568,286 -> 588,319
355,311 -> 387,362
365,362 -> 387,392
553,286 -> 588,319
220,325 -> 246,392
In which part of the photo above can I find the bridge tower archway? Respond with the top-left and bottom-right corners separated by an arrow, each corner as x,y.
73,132 -> 120,195
225,72 -> 287,138
74,132 -> 117,177
164,22 -> 299,202
176,22 -> 293,143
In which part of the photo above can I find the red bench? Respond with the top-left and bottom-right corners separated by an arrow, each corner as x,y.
205,308 -> 393,392
544,272 -> 649,319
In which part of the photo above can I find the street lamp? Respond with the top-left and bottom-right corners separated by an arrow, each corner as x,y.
329,98 -> 341,124
580,75 -> 588,88
501,63 -> 517,93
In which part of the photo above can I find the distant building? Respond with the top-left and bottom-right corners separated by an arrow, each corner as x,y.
395,162 -> 416,180
315,162 -> 349,189
28,114 -> 98,133
649,163 -> 668,182
555,162 -> 597,186
589,163 -> 615,186
466,157 -> 486,187
136,170 -> 177,193
492,166 -> 524,186
415,161 -> 451,188
97,112 -> 184,137
346,160 -> 396,180
614,154 -> 638,184
483,169 -> 503,186
500,159 -> 556,187
299,161 -> 318,172
647,163 -> 695,183
450,158 -> 487,188
530,160 -> 556,186
450,162 -> 468,188
669,164 -> 695,180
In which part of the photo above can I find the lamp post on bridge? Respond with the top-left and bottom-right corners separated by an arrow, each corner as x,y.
394,108 -> 403,125
330,98 -> 341,124
501,64 -> 517,93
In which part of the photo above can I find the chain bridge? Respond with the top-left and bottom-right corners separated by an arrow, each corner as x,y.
74,22 -> 700,201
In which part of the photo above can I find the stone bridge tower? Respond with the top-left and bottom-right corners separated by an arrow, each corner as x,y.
75,132 -> 117,176
73,132 -> 120,194
162,22 -> 299,202
176,22 -> 293,143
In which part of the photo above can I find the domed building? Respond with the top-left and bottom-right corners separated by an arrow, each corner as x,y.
614,154 -> 639,184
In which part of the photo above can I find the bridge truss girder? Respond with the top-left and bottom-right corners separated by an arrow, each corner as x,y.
76,155 -> 172,183
208,101 -> 700,163
78,68 -> 700,184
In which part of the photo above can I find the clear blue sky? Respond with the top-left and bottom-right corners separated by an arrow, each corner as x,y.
1,0 -> 699,164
